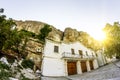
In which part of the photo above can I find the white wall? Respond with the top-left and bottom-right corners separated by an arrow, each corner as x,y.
42,57 -> 65,76
43,39 -> 62,58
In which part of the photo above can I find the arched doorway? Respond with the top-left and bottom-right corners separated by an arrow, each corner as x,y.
67,62 -> 77,75
81,61 -> 87,73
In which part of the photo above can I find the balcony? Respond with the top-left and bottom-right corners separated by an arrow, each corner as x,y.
62,52 -> 95,60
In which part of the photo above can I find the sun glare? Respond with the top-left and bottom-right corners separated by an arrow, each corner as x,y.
90,30 -> 106,41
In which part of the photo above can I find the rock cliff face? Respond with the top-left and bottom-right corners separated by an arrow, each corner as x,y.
63,27 -> 80,42
15,20 -> 45,34
63,27 -> 90,44
48,27 -> 63,42
15,20 -> 63,42
15,20 -> 90,44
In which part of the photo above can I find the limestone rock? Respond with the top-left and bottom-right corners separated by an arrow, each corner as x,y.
48,27 -> 63,42
25,38 -> 43,53
15,20 -> 63,42
63,27 -> 79,42
15,20 -> 45,34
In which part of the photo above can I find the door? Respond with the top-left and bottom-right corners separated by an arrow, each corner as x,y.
67,62 -> 77,75
89,60 -> 94,70
81,61 -> 87,73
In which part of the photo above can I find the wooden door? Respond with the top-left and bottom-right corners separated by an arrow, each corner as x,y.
89,60 -> 94,70
81,61 -> 87,73
67,62 -> 77,75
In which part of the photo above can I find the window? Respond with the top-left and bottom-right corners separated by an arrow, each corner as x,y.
95,53 -> 98,57
79,50 -> 83,56
86,51 -> 88,56
79,50 -> 83,58
54,46 -> 59,53
71,48 -> 75,55
92,52 -> 94,57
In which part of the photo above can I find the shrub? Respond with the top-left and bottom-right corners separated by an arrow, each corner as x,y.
7,58 -> 15,64
21,59 -> 34,69
0,61 -> 10,70
21,74 -> 32,80
0,69 -> 12,80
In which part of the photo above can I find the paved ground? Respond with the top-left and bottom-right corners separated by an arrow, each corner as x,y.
41,60 -> 120,80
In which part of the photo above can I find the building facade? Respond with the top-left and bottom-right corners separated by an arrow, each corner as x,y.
41,39 -> 105,76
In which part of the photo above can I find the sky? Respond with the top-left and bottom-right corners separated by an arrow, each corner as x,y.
1,0 -> 120,39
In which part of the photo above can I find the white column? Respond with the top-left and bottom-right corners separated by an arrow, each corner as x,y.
64,60 -> 68,76
102,54 -> 107,64
86,60 -> 91,71
93,59 -> 99,69
77,61 -> 82,74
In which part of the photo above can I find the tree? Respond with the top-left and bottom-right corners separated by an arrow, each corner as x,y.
0,15 -> 16,50
103,22 -> 120,58
18,29 -> 36,56
37,24 -> 52,42
0,10 -> 25,55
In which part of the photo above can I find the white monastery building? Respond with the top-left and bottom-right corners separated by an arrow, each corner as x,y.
41,39 -> 107,76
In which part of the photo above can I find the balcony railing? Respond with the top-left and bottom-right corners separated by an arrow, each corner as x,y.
62,52 -> 95,59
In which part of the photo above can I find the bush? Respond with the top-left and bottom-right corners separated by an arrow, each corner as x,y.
0,69 -> 12,80
20,74 -> 32,80
22,77 -> 32,80
0,61 -> 10,70
21,59 -> 34,69
7,58 -> 15,64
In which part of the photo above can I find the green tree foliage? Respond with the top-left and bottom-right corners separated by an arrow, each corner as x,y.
0,62 -> 12,80
0,15 -> 17,50
0,14 -> 28,55
37,24 -> 52,42
0,12 -> 29,55
0,61 -> 10,70
21,59 -> 34,69
103,22 -> 120,58
0,69 -> 12,80
0,10 -> 37,56
18,29 -> 36,54
20,29 -> 36,38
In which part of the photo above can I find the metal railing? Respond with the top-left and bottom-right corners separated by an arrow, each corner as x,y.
62,52 -> 95,59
